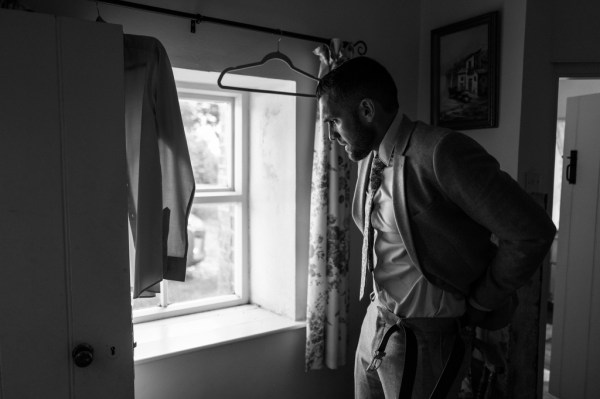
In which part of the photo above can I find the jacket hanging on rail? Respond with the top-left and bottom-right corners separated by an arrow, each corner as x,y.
124,34 -> 195,299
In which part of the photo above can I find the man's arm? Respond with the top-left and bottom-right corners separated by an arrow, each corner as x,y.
432,132 -> 556,311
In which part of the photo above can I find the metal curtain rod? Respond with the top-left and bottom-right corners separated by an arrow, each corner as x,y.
94,0 -> 367,53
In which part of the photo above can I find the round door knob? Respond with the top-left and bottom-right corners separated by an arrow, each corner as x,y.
72,343 -> 94,368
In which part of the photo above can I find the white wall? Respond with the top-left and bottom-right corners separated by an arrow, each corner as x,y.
249,89 -> 297,318
24,0 -> 421,397
519,0 -> 600,204
416,0 -> 527,179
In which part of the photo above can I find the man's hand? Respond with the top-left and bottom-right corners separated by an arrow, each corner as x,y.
461,302 -> 489,327
461,294 -> 519,330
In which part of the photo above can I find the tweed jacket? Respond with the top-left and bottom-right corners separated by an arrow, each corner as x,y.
353,115 -> 556,314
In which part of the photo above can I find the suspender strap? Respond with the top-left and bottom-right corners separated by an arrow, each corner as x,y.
367,309 -> 466,399
367,324 -> 400,372
398,323 -> 418,398
366,322 -> 418,398
428,331 -> 466,399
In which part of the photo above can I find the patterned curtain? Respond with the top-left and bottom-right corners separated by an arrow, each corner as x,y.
305,39 -> 355,371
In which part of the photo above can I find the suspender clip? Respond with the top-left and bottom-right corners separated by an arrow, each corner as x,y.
366,350 -> 386,372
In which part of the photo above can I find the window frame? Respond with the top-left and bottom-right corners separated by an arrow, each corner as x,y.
132,71 -> 249,324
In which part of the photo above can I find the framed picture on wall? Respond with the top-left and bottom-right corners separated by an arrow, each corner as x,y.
431,11 -> 499,130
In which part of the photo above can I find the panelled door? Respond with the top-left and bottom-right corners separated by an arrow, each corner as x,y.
0,10 -> 134,398
550,93 -> 600,398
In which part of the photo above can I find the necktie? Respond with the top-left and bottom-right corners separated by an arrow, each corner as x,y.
359,155 -> 386,300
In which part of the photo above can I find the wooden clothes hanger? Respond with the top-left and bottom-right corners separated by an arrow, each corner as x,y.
217,37 -> 319,98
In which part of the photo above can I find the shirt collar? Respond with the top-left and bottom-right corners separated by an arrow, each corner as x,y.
376,110 -> 402,166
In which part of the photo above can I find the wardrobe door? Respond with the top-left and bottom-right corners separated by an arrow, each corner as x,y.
0,9 -> 71,398
59,15 -> 134,399
0,10 -> 134,399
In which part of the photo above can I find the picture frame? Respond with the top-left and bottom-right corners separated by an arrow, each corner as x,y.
431,11 -> 499,130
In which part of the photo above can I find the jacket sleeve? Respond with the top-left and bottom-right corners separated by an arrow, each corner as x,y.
432,132 -> 556,310
153,41 -> 196,281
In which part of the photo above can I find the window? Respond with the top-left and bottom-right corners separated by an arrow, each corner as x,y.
132,68 -> 299,327
133,69 -> 248,323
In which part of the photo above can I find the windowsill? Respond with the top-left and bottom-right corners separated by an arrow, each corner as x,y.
133,305 -> 306,365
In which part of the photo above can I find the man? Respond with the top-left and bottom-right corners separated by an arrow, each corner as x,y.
317,56 -> 556,398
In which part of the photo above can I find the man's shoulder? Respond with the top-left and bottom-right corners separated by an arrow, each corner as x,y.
406,119 -> 483,155
400,118 -> 455,156
411,120 -> 457,141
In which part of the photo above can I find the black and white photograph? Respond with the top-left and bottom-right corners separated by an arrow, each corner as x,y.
431,12 -> 499,129
2,1 -> 598,399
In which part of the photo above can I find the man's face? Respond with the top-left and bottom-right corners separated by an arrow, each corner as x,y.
319,94 -> 376,162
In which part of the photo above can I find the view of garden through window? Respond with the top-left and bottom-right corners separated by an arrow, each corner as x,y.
133,96 -> 238,311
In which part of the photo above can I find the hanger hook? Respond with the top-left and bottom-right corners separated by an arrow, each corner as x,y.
277,29 -> 282,52
95,1 -> 106,23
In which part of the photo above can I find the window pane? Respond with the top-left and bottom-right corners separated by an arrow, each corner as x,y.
179,98 -> 233,190
166,202 -> 239,304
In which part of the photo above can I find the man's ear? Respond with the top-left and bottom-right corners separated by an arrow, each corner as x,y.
358,99 -> 375,123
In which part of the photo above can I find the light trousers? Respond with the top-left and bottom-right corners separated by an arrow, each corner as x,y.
355,300 -> 470,399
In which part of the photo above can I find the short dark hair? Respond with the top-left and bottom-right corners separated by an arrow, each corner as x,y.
316,56 -> 399,112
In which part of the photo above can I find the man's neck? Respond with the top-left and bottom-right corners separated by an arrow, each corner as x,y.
373,109 -> 399,151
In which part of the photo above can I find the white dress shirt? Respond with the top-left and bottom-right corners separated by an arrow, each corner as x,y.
370,112 -> 465,317
124,34 -> 195,298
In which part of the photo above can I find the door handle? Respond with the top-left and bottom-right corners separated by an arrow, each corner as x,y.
566,150 -> 578,184
72,343 -> 94,368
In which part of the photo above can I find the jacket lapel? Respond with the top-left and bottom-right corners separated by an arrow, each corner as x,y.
391,116 -> 423,272
352,153 -> 373,232
352,115 -> 422,271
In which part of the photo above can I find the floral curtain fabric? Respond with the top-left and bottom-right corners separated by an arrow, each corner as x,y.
305,39 -> 355,371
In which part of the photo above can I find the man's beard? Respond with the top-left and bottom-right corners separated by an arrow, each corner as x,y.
346,118 -> 377,162
347,147 -> 371,162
